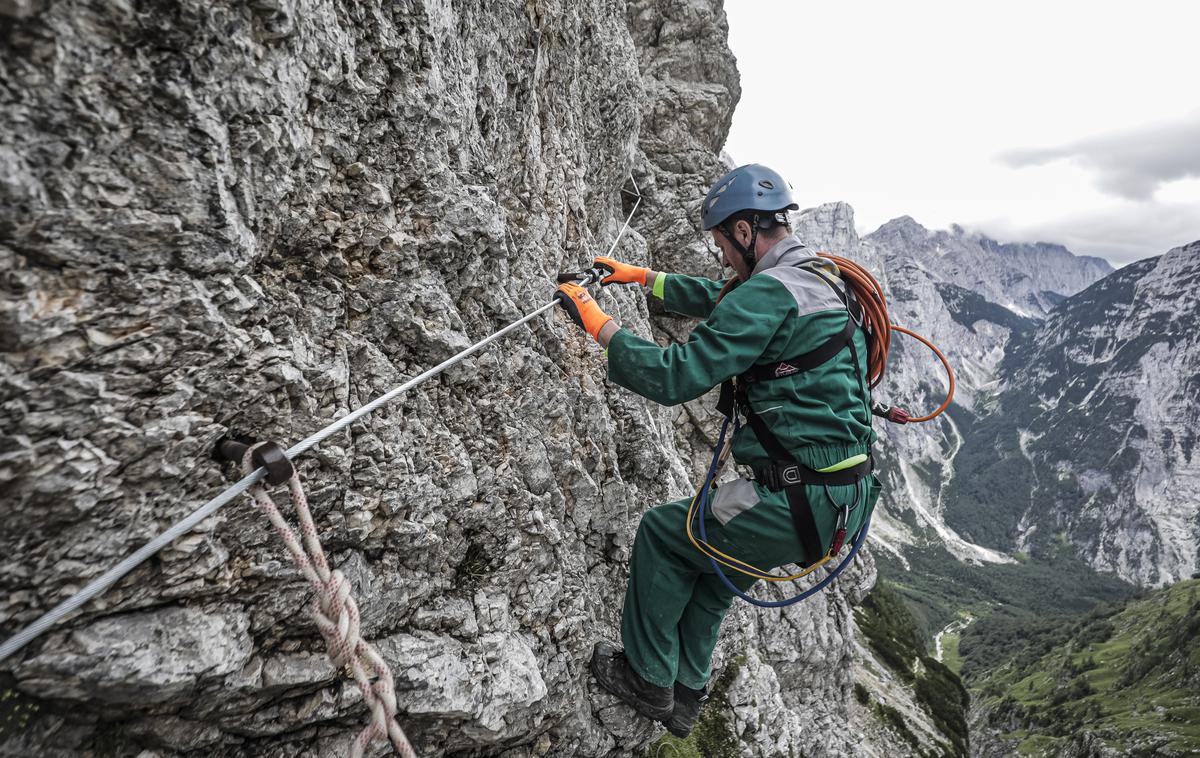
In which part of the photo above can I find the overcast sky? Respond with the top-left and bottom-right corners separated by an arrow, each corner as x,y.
723,1 -> 1200,266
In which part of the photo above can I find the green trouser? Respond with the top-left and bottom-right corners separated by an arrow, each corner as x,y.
620,475 -> 879,689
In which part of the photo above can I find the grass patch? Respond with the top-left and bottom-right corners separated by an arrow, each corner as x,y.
0,684 -> 41,740
939,632 -> 964,676
966,579 -> 1200,755
454,539 -> 494,590
854,682 -> 871,706
639,655 -> 745,758
1015,734 -> 1062,755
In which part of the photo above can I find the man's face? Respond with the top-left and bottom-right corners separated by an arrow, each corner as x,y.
710,221 -> 754,280
710,231 -> 734,268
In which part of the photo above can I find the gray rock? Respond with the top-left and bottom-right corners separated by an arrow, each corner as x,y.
16,607 -> 251,705
0,0 -> 901,755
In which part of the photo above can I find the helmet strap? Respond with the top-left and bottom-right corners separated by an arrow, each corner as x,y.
719,214 -> 761,277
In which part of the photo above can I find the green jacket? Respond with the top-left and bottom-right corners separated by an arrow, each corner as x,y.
607,235 -> 876,472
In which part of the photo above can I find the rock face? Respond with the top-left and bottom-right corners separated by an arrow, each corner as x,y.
17,607 -> 253,706
1,1 -> 898,756
947,241 -> 1200,586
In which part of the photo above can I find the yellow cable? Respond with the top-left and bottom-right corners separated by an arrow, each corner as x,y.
685,486 -> 832,581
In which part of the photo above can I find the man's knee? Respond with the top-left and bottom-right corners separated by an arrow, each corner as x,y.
636,500 -> 685,545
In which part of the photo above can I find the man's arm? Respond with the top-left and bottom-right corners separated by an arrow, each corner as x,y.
605,276 -> 788,406
655,272 -> 728,320
592,256 -> 727,320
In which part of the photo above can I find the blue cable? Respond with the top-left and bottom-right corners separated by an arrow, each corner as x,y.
693,417 -> 871,608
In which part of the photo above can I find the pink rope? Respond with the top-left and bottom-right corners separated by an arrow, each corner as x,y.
243,447 -> 417,758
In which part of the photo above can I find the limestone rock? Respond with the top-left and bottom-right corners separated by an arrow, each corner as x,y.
16,607 -> 251,705
1,0 -> 891,755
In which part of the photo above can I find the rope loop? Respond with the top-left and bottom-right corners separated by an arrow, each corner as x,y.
241,444 -> 417,758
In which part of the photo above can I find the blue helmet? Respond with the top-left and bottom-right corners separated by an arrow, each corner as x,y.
700,164 -> 799,231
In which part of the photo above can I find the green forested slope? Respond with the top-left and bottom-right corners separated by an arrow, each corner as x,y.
878,541 -> 1135,643
856,583 -> 970,757
963,579 -> 1200,756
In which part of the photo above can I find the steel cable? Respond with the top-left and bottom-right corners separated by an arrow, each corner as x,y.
0,177 -> 643,665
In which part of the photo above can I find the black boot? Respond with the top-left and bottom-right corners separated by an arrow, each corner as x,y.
664,682 -> 708,738
589,641 -> 674,721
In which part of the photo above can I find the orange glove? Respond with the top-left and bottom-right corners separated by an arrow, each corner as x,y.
555,283 -> 614,341
594,256 -> 650,287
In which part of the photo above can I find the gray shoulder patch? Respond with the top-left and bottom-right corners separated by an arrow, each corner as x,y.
761,265 -> 846,317
710,478 -> 761,525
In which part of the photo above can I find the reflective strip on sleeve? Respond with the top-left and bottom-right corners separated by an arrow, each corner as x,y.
651,272 -> 667,299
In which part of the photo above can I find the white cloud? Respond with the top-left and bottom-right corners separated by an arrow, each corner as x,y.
971,201 -> 1200,267
723,0 -> 1200,266
1000,116 -> 1200,201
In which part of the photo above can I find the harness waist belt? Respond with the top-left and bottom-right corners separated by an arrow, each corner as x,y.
755,458 -> 872,492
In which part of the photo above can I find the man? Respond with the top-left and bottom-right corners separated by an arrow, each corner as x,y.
555,164 -> 880,737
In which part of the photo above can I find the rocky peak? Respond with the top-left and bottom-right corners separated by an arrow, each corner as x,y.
865,217 -> 1112,319
791,201 -> 860,257
977,237 -> 1114,295
869,215 -> 933,251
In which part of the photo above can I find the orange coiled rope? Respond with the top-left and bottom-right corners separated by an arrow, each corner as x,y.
818,253 -> 955,422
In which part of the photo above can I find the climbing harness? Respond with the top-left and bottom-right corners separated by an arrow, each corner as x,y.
686,246 -> 954,607
692,164 -> 953,605
0,174 -> 643,678
686,415 -> 873,608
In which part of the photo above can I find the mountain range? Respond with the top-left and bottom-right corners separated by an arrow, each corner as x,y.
798,204 -> 1198,591
947,240 -> 1200,586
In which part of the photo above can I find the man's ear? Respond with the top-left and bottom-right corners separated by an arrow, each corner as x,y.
735,219 -> 753,245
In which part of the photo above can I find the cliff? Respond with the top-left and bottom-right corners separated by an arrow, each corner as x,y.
0,1 -> 889,756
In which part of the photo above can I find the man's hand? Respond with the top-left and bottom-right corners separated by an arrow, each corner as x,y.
555,283 -> 614,342
594,256 -> 651,287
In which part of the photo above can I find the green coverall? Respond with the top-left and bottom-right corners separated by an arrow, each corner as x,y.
605,236 -> 881,690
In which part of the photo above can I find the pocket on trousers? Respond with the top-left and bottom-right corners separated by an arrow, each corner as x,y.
709,478 -> 761,526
